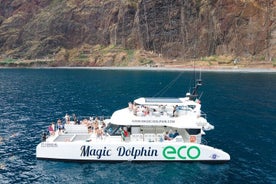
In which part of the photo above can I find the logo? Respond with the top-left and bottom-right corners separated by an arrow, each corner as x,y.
117,146 -> 158,159
209,153 -> 220,160
163,145 -> 200,160
80,146 -> 111,159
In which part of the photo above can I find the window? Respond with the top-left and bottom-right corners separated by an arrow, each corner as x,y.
105,123 -> 120,135
186,129 -> 201,135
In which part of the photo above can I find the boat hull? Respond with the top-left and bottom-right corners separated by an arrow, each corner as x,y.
36,142 -> 230,162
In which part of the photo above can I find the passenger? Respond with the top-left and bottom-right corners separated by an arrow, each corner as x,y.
82,119 -> 88,125
87,125 -> 92,134
93,120 -> 99,132
65,113 -> 70,124
48,123 -> 55,136
159,105 -> 165,114
93,117 -> 99,126
101,121 -> 106,129
87,121 -> 93,134
172,130 -> 179,138
168,129 -> 174,138
96,127 -> 103,138
173,105 -> 179,117
159,136 -> 164,142
133,105 -> 138,115
123,128 -> 128,137
57,119 -> 64,134
144,106 -> 150,116
173,105 -> 177,117
164,131 -> 172,141
42,132 -> 47,142
128,102 -> 133,111
73,114 -> 78,124
121,127 -> 128,141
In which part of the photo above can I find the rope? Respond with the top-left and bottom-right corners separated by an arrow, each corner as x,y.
153,72 -> 183,97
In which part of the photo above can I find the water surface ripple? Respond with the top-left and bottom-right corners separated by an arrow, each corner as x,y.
0,69 -> 275,183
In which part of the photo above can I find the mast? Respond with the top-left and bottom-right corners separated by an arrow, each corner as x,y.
187,62 -> 202,101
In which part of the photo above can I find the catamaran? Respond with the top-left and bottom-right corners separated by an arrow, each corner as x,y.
36,78 -> 230,162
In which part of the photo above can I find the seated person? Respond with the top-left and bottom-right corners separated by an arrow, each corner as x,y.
81,119 -> 88,125
172,130 -> 179,138
168,130 -> 174,138
164,131 -> 172,141
95,127 -> 103,138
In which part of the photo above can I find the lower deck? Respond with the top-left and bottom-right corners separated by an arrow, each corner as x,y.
45,123 -> 203,144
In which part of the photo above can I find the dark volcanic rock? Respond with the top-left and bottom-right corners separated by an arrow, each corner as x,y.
0,0 -> 275,62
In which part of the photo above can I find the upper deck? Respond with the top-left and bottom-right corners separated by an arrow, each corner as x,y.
134,97 -> 197,106
110,97 -> 207,129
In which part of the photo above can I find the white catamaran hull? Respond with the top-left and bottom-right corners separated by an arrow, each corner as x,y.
37,142 -> 230,162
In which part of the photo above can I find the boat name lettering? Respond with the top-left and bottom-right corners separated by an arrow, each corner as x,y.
163,146 -> 200,160
131,119 -> 175,123
117,146 -> 158,159
80,146 -> 111,159
41,143 -> 58,147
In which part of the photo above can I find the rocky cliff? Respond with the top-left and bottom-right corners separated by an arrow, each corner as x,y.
0,0 -> 275,66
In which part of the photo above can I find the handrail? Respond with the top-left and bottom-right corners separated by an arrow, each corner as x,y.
200,111 -> 207,119
201,137 -> 208,145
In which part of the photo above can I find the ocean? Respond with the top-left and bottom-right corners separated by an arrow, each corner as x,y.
0,68 -> 275,184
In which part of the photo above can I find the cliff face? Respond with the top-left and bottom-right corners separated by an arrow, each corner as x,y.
0,0 -> 275,65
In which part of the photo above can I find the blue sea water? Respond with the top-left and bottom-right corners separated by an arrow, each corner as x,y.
0,68 -> 275,184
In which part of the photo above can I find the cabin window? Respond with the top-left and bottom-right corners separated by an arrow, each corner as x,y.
113,127 -> 124,136
187,105 -> 196,109
186,129 -> 201,135
105,123 -> 120,135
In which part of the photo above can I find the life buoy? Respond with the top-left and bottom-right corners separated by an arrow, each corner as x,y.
190,135 -> 196,143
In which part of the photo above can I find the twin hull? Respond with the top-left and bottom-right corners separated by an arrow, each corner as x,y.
36,142 -> 230,162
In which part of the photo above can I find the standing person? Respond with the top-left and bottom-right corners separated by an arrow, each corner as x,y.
168,129 -> 174,138
42,132 -> 47,142
57,119 -> 64,134
48,123 -> 55,136
121,127 -> 128,141
173,105 -> 179,117
65,113 -> 70,124
101,121 -> 106,129
164,131 -> 172,141
96,127 -> 103,139
73,114 -> 78,124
